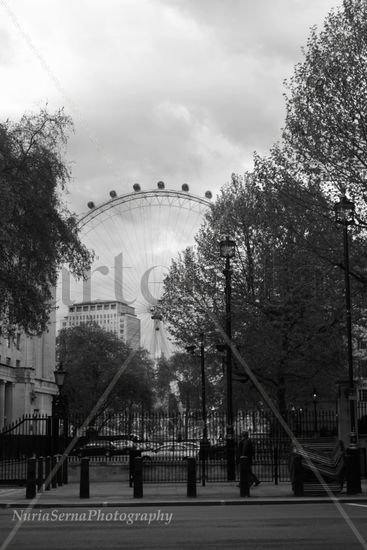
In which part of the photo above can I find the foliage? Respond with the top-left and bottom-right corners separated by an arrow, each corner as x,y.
57,323 -> 155,417
160,172 -> 352,413
160,0 -> 367,413
0,108 -> 92,335
283,0 -> 367,209
155,351 -> 224,413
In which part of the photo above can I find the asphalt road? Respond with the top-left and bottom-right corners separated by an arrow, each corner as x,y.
0,503 -> 367,550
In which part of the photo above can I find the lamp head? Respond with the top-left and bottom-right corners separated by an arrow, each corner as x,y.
334,195 -> 355,225
219,236 -> 236,258
54,362 -> 67,390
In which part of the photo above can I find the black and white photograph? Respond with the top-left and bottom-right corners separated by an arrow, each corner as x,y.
0,1 -> 367,548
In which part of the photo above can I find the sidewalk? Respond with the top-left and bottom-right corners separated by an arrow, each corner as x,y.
0,480 -> 366,508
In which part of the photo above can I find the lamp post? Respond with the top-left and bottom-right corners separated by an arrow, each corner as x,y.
219,236 -> 236,481
52,362 -> 67,455
334,194 -> 361,493
312,388 -> 318,435
186,333 -> 209,486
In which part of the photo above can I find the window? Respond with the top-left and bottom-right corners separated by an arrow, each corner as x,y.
111,304 -> 116,310
97,305 -> 102,310
90,305 -> 95,311
77,306 -> 82,312
104,304 -> 109,309
70,307 -> 75,312
6,357 -> 11,366
83,306 -> 89,311
16,360 -> 20,367
359,389 -> 367,402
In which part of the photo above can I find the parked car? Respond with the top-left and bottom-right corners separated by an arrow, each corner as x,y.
113,439 -> 136,453
74,440 -> 118,458
141,442 -> 199,461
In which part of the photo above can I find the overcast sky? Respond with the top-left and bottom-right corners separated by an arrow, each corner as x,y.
1,0 -> 340,211
0,0 -> 341,351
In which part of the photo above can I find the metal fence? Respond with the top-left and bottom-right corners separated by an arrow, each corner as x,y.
66,408 -> 338,442
0,458 -> 27,484
0,408 -> 339,485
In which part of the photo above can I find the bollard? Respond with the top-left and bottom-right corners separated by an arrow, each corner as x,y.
292,453 -> 304,497
187,457 -> 197,498
274,447 -> 279,486
239,456 -> 250,497
62,454 -> 68,485
346,447 -> 362,495
133,457 -> 143,498
80,457 -> 90,499
37,457 -> 44,492
26,457 -> 37,499
129,449 -> 135,488
45,456 -> 51,491
51,456 -> 57,489
57,455 -> 63,486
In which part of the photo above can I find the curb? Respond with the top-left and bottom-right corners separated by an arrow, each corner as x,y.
1,497 -> 367,508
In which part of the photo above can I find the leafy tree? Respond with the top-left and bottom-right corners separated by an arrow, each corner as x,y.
160,175 -> 348,414
283,0 -> 367,209
161,0 -> 367,414
57,323 -> 155,417
0,108 -> 92,334
153,350 -> 224,413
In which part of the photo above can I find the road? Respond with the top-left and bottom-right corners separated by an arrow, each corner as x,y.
0,503 -> 366,550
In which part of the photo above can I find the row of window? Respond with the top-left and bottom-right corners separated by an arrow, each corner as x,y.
70,303 -> 118,313
70,314 -> 118,321
0,334 -> 21,350
0,356 -> 20,367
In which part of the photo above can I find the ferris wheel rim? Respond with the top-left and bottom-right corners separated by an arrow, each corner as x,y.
78,188 -> 213,228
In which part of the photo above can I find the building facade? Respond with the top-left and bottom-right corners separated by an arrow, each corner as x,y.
0,309 -> 58,429
62,300 -> 141,349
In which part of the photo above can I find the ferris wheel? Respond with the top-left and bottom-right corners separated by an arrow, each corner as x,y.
56,182 -> 212,358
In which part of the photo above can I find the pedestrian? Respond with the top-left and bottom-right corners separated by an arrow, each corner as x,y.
237,431 -> 260,486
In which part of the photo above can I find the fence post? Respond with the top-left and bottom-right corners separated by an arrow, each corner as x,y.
51,455 -> 57,489
274,447 -> 279,485
45,456 -> 51,491
80,457 -> 90,499
239,456 -> 250,497
26,457 -> 36,499
187,457 -> 197,497
37,457 -> 44,492
62,454 -> 68,485
133,457 -> 143,498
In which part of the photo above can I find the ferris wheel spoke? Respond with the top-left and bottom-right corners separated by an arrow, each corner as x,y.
57,186 -> 212,357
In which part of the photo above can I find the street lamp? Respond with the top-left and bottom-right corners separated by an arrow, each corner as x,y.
52,362 -> 68,455
186,333 -> 209,486
334,195 -> 356,439
334,194 -> 361,493
219,236 -> 236,481
312,388 -> 318,435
